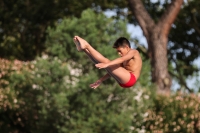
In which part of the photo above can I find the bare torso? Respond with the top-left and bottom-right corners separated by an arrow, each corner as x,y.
122,50 -> 142,80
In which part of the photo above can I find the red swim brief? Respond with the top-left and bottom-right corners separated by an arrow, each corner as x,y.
119,73 -> 137,88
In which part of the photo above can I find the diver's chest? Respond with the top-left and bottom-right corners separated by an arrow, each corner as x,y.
123,59 -> 134,67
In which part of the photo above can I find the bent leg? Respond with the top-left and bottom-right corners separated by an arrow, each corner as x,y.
84,49 -> 121,83
84,49 -> 99,64
75,36 -> 110,63
105,65 -> 131,84
75,36 -> 131,84
84,49 -> 123,83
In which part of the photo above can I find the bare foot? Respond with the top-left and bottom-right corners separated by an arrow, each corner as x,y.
75,36 -> 89,50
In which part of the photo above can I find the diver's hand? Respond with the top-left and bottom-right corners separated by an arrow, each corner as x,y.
95,63 -> 109,69
90,80 -> 102,89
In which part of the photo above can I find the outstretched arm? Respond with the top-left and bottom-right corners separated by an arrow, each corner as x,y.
90,73 -> 111,89
95,50 -> 138,69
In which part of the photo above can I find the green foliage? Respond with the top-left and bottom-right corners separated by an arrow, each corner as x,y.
0,58 -> 154,133
137,55 -> 153,88
0,0 -> 67,60
169,0 -> 200,76
0,57 -> 71,133
45,9 -> 130,78
45,8 -> 130,58
2,60 -> 200,133
0,0 -> 127,60
166,0 -> 200,91
1,57 -> 200,133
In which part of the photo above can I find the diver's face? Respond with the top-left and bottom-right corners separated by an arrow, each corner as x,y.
115,46 -> 129,57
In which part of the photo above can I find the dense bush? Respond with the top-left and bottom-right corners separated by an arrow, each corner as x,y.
144,92 -> 200,133
1,58 -> 200,133
0,57 -> 70,133
0,57 -> 153,133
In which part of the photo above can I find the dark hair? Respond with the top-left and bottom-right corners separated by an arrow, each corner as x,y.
113,37 -> 131,48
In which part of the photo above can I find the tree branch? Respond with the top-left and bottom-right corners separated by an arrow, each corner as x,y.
128,0 -> 155,38
158,0 -> 183,36
169,58 -> 193,93
133,40 -> 147,53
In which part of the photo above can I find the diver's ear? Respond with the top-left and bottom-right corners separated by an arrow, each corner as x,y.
124,44 -> 130,49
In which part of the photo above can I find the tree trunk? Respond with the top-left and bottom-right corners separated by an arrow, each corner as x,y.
128,0 -> 183,94
148,27 -> 172,94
